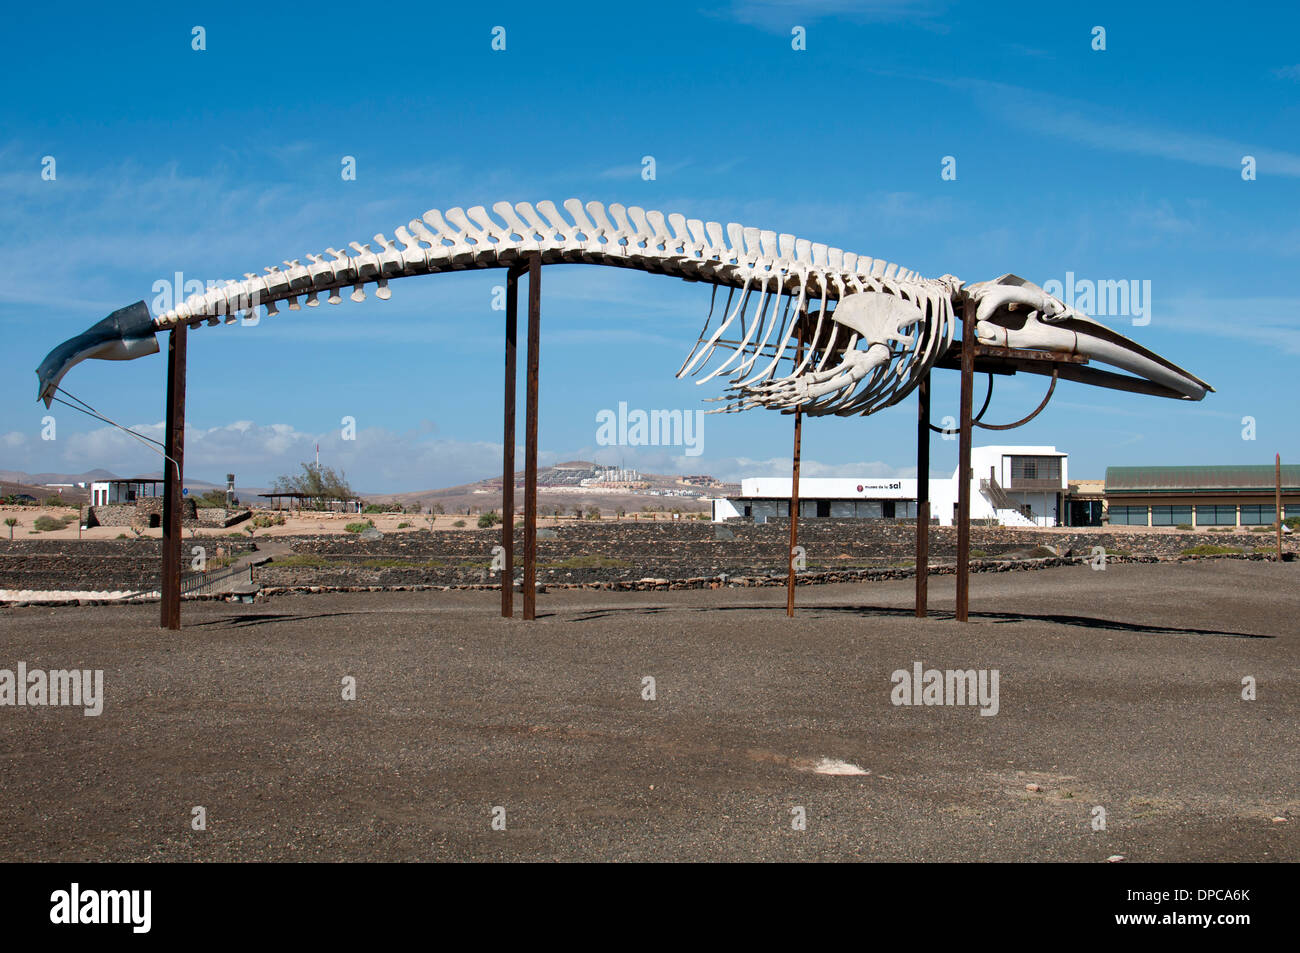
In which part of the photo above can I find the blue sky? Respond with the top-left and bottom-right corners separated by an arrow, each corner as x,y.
2,1 -> 1297,491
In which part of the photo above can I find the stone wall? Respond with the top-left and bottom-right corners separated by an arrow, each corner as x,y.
0,538 -> 254,592
2,521 -> 1289,595
256,520 -> 1292,589
85,499 -> 201,530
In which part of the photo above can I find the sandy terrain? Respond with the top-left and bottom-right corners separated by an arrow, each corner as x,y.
0,506 -> 708,541
0,560 -> 1294,862
2,503 -> 1282,543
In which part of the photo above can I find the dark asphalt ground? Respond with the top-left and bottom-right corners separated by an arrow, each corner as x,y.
0,559 -> 1295,862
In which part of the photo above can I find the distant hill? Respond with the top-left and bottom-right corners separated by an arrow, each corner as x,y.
369,462 -> 716,515
0,465 -> 722,514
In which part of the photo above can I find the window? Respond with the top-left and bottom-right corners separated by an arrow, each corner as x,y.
1240,504 -> 1277,526
1151,505 -> 1192,526
1195,505 -> 1236,526
1109,505 -> 1147,526
1010,456 -> 1061,482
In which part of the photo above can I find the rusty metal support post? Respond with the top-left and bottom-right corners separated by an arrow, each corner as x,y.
1277,454 -> 1283,563
522,253 -> 541,620
956,298 -> 975,622
786,406 -> 802,617
501,266 -> 520,617
915,371 -> 930,617
161,321 -> 187,630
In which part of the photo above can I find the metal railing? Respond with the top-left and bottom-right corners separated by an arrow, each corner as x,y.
980,478 -> 1016,510
181,562 -> 250,596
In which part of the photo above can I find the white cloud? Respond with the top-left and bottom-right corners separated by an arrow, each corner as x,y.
1162,295 -> 1300,357
962,79 -> 1300,177
724,0 -> 948,31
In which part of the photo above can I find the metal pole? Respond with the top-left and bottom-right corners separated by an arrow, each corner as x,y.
161,321 -> 187,630
956,298 -> 975,623
523,253 -> 541,620
786,325 -> 804,617
1277,453 -> 1283,563
915,371 -> 930,617
786,406 -> 802,617
501,267 -> 520,617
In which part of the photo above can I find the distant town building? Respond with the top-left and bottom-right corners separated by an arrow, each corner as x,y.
89,478 -> 164,507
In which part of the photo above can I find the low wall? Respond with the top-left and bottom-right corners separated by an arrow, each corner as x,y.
1,522 -> 1289,594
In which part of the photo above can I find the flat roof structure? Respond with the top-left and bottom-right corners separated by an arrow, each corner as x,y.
1104,463 -> 1297,527
1106,464 -> 1300,493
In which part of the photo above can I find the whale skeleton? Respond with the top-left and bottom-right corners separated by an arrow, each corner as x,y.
36,198 -> 1212,413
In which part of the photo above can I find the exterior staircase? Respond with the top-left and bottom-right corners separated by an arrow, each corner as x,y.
980,475 -> 1040,527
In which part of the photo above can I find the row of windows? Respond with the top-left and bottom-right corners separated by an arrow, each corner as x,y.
746,500 -> 918,520
1109,504 -> 1280,526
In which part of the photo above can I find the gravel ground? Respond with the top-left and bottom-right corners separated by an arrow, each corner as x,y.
0,559 -> 1295,862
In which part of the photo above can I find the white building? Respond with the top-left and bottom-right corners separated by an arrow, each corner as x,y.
89,478 -> 164,507
710,445 -> 1068,527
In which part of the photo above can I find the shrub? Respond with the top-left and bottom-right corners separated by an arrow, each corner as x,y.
116,533 -> 129,539
1175,523 -> 1193,531
452,520 -> 466,528
1181,544 -> 1243,556
344,521 -> 373,534
33,514 -> 72,532
586,507 -> 601,520
43,496 -> 65,507
397,522 -> 411,529
1249,526 -> 1272,533
477,511 -> 501,528
969,549 -> 988,558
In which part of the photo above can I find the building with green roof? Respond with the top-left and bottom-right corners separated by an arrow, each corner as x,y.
1104,463 -> 1298,527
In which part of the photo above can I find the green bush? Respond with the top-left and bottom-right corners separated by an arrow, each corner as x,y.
1175,523 -> 1193,531
397,522 -> 411,529
452,520 -> 466,528
33,514 -> 73,532
1181,544 -> 1243,556
477,511 -> 501,528
344,521 -> 373,534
